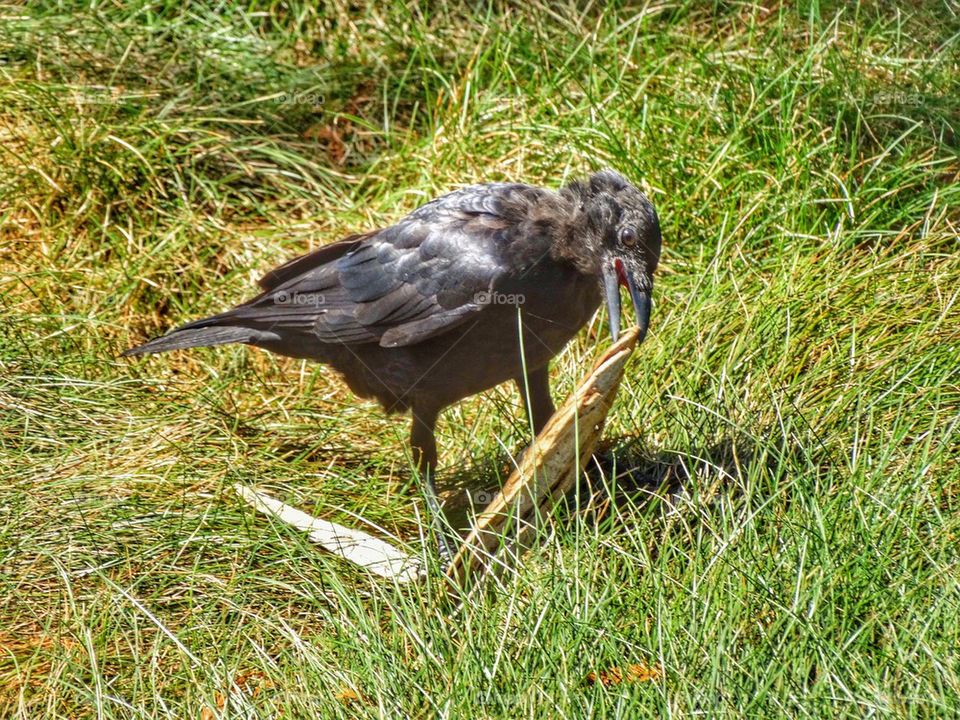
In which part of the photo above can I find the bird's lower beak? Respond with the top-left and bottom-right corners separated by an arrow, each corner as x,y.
602,259 -> 652,344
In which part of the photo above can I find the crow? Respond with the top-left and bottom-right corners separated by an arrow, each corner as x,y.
125,169 -> 662,563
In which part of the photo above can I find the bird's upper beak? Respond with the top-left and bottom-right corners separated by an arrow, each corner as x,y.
601,258 -> 652,344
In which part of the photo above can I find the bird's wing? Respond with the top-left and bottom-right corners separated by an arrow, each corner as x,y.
256,232 -> 372,291
229,183 -> 553,348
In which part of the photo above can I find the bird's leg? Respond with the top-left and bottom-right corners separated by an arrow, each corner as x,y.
510,365 -> 556,468
517,365 -> 556,434
520,367 -> 613,494
410,407 -> 453,569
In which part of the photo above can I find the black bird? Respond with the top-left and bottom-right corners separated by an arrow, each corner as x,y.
125,169 -> 662,562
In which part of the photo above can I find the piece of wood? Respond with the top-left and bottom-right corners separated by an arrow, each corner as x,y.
445,327 -> 639,588
233,484 -> 425,583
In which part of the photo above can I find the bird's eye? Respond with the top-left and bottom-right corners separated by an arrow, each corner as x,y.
619,227 -> 637,247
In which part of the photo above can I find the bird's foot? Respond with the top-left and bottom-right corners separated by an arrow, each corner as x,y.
419,473 -> 455,573
434,529 -> 454,574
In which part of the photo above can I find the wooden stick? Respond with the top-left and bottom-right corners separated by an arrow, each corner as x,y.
445,327 -> 639,589
234,484 -> 425,583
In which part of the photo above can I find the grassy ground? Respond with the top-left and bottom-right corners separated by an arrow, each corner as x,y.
2,0 -> 959,717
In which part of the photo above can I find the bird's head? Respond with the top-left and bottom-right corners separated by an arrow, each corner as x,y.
562,169 -> 662,344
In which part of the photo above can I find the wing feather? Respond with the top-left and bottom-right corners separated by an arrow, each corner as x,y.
218,183 -> 556,347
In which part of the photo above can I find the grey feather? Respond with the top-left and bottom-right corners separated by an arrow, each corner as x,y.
122,327 -> 280,356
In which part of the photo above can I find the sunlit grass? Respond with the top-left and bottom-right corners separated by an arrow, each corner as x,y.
1,1 -> 958,717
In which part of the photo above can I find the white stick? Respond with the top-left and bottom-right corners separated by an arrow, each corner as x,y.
233,484 -> 425,583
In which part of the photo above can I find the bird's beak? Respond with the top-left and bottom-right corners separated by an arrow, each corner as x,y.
602,259 -> 652,344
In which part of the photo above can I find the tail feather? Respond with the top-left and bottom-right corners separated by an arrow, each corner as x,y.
123,325 -> 279,357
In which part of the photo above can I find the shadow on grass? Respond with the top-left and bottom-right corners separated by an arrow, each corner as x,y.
437,428 -> 821,549
235,418 -> 814,555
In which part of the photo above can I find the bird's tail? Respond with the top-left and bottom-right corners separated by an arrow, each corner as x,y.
123,316 -> 280,357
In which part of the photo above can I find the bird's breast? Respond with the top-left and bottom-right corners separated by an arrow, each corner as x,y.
383,264 -> 601,409
280,264 -> 602,415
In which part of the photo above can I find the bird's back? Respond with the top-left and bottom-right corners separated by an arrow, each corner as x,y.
125,181 -> 599,412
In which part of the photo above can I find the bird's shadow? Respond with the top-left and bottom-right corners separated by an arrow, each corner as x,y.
436,434 -> 764,538
237,419 -> 790,546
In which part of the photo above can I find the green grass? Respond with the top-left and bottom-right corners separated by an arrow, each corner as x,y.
2,0 -> 959,717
